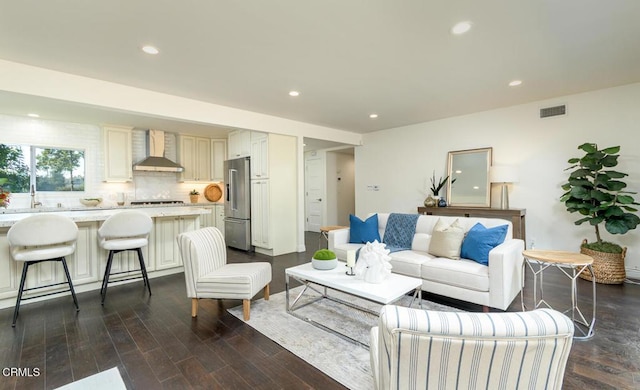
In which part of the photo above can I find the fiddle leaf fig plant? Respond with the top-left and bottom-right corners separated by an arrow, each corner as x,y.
560,143 -> 640,252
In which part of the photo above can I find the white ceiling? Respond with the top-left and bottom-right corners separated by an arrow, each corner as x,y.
1,1 -> 639,136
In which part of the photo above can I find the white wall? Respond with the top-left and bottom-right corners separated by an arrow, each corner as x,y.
355,82 -> 640,277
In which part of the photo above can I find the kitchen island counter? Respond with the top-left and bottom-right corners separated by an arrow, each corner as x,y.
0,206 -> 210,227
0,206 -> 216,309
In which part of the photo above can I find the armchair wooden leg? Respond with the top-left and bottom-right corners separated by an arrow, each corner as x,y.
264,284 -> 270,301
482,305 -> 490,313
191,298 -> 198,317
243,299 -> 250,321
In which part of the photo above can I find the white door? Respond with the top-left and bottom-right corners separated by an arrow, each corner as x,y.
305,155 -> 324,232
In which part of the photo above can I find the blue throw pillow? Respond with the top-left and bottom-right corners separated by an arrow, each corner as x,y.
460,223 -> 508,265
349,214 -> 381,244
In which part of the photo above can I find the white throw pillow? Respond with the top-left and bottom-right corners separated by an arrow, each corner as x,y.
428,218 -> 465,259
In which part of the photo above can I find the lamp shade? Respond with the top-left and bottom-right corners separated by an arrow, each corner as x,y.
489,165 -> 519,183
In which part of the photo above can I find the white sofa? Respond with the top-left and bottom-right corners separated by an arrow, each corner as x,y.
329,213 -> 525,310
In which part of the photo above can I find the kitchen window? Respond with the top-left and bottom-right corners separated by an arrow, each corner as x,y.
0,143 -> 85,193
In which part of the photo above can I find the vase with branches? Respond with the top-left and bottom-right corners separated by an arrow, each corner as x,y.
424,171 -> 456,207
430,171 -> 455,197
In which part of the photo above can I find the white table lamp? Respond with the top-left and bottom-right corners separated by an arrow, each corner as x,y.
490,165 -> 518,209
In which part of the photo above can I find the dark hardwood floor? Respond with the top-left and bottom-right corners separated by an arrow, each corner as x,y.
1,232 -> 639,389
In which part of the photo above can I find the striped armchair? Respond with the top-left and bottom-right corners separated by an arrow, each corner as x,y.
370,306 -> 574,390
177,227 -> 272,321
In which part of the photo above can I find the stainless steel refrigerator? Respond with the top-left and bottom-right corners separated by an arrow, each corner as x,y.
224,157 -> 252,250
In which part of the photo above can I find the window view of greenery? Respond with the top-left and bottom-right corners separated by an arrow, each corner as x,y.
0,144 -> 85,193
35,147 -> 85,191
0,144 -> 30,193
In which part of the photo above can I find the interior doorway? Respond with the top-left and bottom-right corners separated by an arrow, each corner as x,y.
304,148 -> 355,232
305,153 -> 323,233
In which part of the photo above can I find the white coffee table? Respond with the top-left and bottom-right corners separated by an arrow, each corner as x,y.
285,261 -> 422,347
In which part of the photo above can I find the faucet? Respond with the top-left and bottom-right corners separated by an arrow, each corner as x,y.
30,185 -> 42,208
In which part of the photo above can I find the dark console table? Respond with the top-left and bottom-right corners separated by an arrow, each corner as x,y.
417,206 -> 526,242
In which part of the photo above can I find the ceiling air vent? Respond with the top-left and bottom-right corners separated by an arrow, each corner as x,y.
540,104 -> 566,118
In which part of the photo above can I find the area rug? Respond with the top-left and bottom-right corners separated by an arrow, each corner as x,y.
55,367 -> 126,390
228,285 -> 459,390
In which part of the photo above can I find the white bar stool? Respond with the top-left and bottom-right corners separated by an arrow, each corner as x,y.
7,214 -> 80,327
98,210 -> 153,305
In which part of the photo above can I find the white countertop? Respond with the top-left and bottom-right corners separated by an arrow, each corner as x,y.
0,205 -> 212,227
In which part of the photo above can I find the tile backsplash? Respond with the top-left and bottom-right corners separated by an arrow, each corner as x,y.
0,114 -> 222,209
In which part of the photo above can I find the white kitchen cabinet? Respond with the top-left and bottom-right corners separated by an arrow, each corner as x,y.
211,139 -> 227,181
69,222 -> 100,285
251,180 -> 271,248
249,134 -> 297,256
103,125 -> 133,182
250,131 -> 269,179
153,215 -> 197,270
200,205 -> 216,228
200,205 -> 225,237
216,205 -> 225,236
0,228 -> 16,299
228,130 -> 251,158
178,135 -> 212,182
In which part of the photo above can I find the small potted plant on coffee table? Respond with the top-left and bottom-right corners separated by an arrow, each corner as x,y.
312,249 -> 338,270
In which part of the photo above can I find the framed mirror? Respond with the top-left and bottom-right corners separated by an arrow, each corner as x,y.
446,147 -> 492,207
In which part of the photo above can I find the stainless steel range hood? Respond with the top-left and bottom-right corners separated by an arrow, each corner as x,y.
133,130 -> 184,172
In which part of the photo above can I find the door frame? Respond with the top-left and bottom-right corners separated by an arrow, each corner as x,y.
304,151 -> 326,232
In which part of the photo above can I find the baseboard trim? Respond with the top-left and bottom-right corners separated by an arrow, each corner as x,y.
625,268 -> 640,280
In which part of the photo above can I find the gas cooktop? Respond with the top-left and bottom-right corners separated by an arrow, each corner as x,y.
129,200 -> 185,205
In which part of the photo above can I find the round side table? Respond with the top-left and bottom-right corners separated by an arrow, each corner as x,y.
520,249 -> 596,339
318,226 -> 348,249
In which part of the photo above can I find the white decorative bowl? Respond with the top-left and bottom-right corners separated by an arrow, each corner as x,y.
312,258 -> 338,270
80,198 -> 102,207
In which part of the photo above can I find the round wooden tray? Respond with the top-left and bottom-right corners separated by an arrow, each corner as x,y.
204,183 -> 223,202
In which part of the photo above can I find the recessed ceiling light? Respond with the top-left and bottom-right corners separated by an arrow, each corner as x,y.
142,45 -> 159,55
289,91 -> 300,97
451,21 -> 472,35
369,114 -> 378,119
473,186 -> 480,190
27,113 -> 39,118
509,80 -> 523,87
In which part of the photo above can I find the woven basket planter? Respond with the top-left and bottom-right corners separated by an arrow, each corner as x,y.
579,239 -> 627,284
